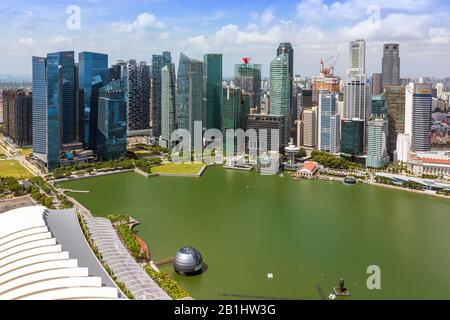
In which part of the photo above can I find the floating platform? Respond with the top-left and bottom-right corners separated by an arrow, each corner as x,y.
223,165 -> 253,171
333,287 -> 351,296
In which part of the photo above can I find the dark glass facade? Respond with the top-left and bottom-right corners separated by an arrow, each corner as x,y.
97,78 -> 127,160
371,94 -> 387,116
203,54 -> 223,130
151,52 -> 172,137
78,52 -> 108,148
32,56 -> 47,157
340,118 -> 364,156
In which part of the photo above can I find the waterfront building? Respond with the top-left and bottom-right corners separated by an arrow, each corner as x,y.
405,82 -> 432,152
318,92 -> 340,153
340,118 -> 364,156
366,117 -> 390,168
234,61 -> 261,113
160,63 -> 177,147
221,86 -> 241,135
385,85 -> 405,159
151,51 -> 172,137
176,53 -> 203,135
270,53 -> 291,145
302,107 -> 317,148
246,114 -> 285,157
407,151 -> 450,176
371,73 -> 383,95
32,52 -> 77,170
78,52 -> 108,148
297,161 -> 319,178
382,43 -> 400,89
203,54 -> 223,130
127,60 -> 150,132
2,89 -> 32,146
371,94 -> 387,116
96,78 -> 127,161
31,56 -> 47,163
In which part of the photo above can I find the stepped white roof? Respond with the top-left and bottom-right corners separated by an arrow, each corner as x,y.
0,206 -> 119,300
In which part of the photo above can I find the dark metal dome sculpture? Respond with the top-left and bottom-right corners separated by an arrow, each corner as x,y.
173,247 -> 203,276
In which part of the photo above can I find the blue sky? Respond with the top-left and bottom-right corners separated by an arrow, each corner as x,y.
1,0 -> 450,77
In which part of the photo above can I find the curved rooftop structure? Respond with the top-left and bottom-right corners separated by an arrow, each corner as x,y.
0,206 -> 119,300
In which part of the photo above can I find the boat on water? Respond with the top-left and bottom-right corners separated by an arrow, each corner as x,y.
342,176 -> 358,185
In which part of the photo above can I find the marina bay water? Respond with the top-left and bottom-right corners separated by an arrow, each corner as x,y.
60,166 -> 450,299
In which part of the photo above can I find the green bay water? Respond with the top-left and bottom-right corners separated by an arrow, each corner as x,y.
60,166 -> 450,299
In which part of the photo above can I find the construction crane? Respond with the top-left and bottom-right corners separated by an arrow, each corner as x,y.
320,54 -> 340,77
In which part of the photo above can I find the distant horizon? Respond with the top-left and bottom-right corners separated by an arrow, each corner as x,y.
1,0 -> 450,78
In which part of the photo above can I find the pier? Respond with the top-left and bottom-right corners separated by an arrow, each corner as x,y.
155,256 -> 175,266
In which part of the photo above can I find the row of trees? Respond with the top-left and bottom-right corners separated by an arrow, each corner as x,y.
311,150 -> 361,170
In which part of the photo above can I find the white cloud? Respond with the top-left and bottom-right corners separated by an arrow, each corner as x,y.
183,35 -> 210,52
261,8 -> 275,24
18,37 -> 35,45
159,32 -> 170,40
116,12 -> 164,33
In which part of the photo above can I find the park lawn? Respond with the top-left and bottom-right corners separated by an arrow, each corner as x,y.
0,160 -> 34,179
151,162 -> 204,175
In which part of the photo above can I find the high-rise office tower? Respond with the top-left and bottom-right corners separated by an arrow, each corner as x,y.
32,56 -> 48,164
297,89 -> 313,120
366,117 -> 390,168
382,43 -> 400,89
385,86 -> 405,159
176,53 -> 203,135
203,54 -> 223,130
344,75 -> 370,120
221,86 -> 243,151
371,94 -> 387,116
270,53 -> 291,145
78,52 -> 108,148
49,51 -> 77,145
234,59 -> 261,114
96,78 -> 127,161
161,63 -> 176,145
246,114 -> 285,155
1,89 -> 32,146
151,51 -> 172,137
371,73 -> 383,95
277,43 -> 294,134
318,92 -> 340,153
32,52 -> 76,170
340,118 -> 364,156
127,60 -> 150,132
348,39 -> 366,75
302,107 -> 317,148
405,83 -> 432,152
221,86 -> 242,135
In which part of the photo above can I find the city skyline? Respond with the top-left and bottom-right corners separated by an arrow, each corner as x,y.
1,0 -> 450,78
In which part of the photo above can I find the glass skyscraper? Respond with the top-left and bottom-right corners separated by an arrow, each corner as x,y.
340,118 -> 364,156
382,43 -> 400,89
366,117 -> 390,168
151,52 -> 172,137
97,78 -> 127,161
161,63 -> 176,145
32,56 -> 47,160
270,53 -> 291,145
318,92 -> 340,153
176,53 -> 203,135
78,52 -> 108,148
371,94 -> 387,116
234,61 -> 261,113
203,54 -> 223,130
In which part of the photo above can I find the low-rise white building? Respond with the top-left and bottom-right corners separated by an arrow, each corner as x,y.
407,151 -> 450,177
